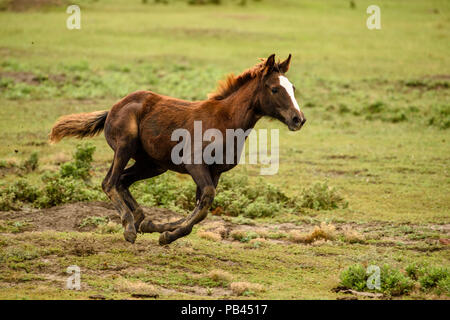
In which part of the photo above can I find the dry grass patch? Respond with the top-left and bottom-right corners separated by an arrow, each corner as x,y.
197,230 -> 222,242
249,237 -> 266,244
207,269 -> 233,282
229,230 -> 247,241
49,152 -> 71,165
254,228 -> 270,238
341,226 -> 365,243
290,222 -> 336,244
230,281 -> 265,296
96,221 -> 122,234
246,237 -> 267,248
114,278 -> 158,296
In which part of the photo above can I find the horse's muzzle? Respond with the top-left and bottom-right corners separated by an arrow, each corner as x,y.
289,115 -> 306,131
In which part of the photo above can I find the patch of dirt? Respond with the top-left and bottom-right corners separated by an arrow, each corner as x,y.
0,71 -> 66,85
0,202 -> 448,250
425,74 -> 450,80
325,155 -> 358,160
4,0 -> 64,11
214,13 -> 267,21
0,201 -> 186,233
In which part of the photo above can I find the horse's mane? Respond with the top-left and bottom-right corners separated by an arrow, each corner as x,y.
208,58 -> 279,100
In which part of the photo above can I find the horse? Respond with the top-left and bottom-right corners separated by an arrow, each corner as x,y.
49,54 -> 306,245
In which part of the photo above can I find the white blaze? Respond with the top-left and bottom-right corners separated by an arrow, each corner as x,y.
279,75 -> 300,111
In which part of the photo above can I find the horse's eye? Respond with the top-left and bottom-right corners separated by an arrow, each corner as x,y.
271,87 -> 278,94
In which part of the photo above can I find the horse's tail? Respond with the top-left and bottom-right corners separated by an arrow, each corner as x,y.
49,110 -> 108,144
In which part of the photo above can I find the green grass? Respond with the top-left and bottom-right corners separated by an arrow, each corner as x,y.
0,0 -> 449,299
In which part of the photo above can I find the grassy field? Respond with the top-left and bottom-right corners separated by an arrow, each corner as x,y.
0,0 -> 449,299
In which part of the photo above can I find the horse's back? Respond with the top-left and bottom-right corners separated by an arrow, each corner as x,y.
104,90 -> 195,155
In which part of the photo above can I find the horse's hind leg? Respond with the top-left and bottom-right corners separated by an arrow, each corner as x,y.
159,165 -> 216,245
141,171 -> 220,239
102,147 -> 137,243
118,161 -> 166,231
115,159 -> 190,235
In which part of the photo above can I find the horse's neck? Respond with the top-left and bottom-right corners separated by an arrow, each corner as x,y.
220,81 -> 261,131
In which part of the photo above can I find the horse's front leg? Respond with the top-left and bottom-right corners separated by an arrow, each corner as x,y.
159,165 -> 215,245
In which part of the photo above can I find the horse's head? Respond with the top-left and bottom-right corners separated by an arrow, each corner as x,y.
256,54 -> 306,131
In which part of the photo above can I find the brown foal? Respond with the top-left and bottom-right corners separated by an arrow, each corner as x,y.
49,54 -> 306,245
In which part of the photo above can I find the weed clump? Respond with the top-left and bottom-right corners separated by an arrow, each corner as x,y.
230,230 -> 259,243
212,174 -> 291,218
290,222 -> 336,244
60,143 -> 96,180
207,270 -> 233,283
132,173 -> 196,213
0,220 -> 31,233
37,174 -> 101,208
79,216 -> 121,234
409,265 -> 450,295
79,216 -> 109,228
96,221 -> 122,234
0,179 -> 40,210
133,172 -> 299,218
0,143 -> 103,210
197,230 -> 222,242
0,144 -> 346,220
339,264 -> 414,296
230,281 -> 265,296
114,278 -> 158,296
340,226 -> 365,243
427,104 -> 450,129
300,182 -> 347,210
21,152 -> 39,172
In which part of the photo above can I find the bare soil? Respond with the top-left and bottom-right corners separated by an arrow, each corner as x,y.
0,201 -> 448,249
5,0 -> 63,11
0,71 -> 66,85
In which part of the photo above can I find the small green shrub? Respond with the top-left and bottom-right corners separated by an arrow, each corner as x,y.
365,101 -> 385,115
96,221 -> 122,234
3,246 -> 39,263
132,173 -> 196,213
211,174 -> 293,218
300,182 -> 347,210
380,265 -> 414,296
419,267 -> 450,293
436,277 -> 450,295
405,263 -> 424,280
37,174 -> 101,208
60,143 -> 96,180
0,193 -> 20,211
339,264 -> 414,296
0,143 -> 104,211
79,216 -> 109,228
133,171 -> 297,218
338,103 -> 351,114
339,264 -> 367,291
0,220 -> 31,233
21,152 -> 39,172
0,179 -> 41,210
427,105 -> 450,129
230,230 -> 258,243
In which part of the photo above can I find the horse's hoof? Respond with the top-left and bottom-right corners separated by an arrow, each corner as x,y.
123,230 -> 137,244
135,218 -> 145,233
138,219 -> 152,233
159,231 -> 171,246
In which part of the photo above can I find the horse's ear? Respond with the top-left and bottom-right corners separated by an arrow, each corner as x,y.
279,54 -> 292,73
263,54 -> 276,76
